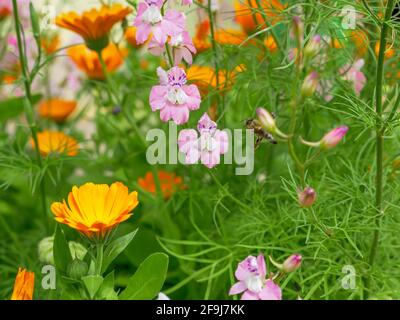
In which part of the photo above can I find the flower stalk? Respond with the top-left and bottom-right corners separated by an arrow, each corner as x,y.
368,0 -> 395,273
11,0 -> 48,230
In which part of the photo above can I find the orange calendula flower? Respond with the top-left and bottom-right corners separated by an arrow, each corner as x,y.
31,130 -> 79,156
56,4 -> 132,51
41,34 -> 60,55
193,20 -> 251,52
186,65 -> 236,96
214,29 -> 249,46
138,171 -> 185,200
374,41 -> 395,59
11,268 -> 35,300
350,30 -> 369,57
68,43 -> 127,80
234,0 -> 285,34
125,27 -> 141,48
38,99 -> 77,122
264,35 -> 278,53
193,20 -> 211,53
51,182 -> 139,237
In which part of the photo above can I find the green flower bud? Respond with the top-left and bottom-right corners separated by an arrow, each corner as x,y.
67,259 -> 88,280
69,241 -> 87,260
38,236 -> 55,265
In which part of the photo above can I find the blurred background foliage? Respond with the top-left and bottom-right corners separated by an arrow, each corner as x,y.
0,0 -> 400,299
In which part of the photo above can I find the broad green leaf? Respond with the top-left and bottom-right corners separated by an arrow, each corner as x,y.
53,225 -> 72,275
119,252 -> 169,300
0,94 -> 41,122
82,275 -> 104,299
124,227 -> 162,267
102,228 -> 138,273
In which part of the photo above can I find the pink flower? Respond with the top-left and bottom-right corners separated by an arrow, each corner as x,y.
178,113 -> 229,168
229,255 -> 282,300
150,66 -> 201,124
282,254 -> 302,273
134,0 -> 186,46
298,186 -> 316,208
148,31 -> 196,65
301,71 -> 319,97
340,59 -> 366,96
321,126 -> 349,149
304,35 -> 321,58
182,0 -> 193,5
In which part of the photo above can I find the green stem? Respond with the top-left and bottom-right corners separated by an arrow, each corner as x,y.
207,0 -> 222,110
11,0 -> 48,230
165,43 -> 174,68
368,0 -> 395,270
96,243 -> 104,275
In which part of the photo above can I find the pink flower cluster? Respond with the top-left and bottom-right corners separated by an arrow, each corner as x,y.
134,0 -> 196,65
138,0 -> 228,169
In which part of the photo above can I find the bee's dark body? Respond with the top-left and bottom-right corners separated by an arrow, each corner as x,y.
245,119 -> 277,149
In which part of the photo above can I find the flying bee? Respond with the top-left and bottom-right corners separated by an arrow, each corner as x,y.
245,118 -> 277,149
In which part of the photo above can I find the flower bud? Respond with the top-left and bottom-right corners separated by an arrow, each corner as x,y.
298,186 -> 316,208
67,259 -> 88,280
301,71 -> 319,97
38,236 -> 55,265
282,254 -> 302,273
256,108 -> 288,139
320,126 -> 348,149
69,241 -> 87,260
304,35 -> 321,58
292,16 -> 303,46
256,107 -> 276,133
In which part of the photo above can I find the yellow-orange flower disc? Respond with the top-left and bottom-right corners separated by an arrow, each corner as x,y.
56,4 -> 131,47
31,130 -> 79,156
38,99 -> 77,122
51,182 -> 139,237
11,268 -> 35,300
68,43 -> 127,80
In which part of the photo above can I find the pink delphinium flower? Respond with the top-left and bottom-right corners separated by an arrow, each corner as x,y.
178,113 -> 228,168
229,255 -> 282,300
150,66 -> 201,124
134,0 -> 185,46
340,59 -> 366,96
321,126 -> 349,149
148,31 -> 196,65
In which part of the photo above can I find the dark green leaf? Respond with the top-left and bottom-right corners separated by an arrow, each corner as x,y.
102,228 -> 138,273
53,225 -> 73,275
119,252 -> 169,300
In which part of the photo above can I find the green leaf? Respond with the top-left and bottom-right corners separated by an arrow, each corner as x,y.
0,94 -> 41,122
124,227 -> 163,267
119,252 -> 169,300
98,271 -> 118,300
53,225 -> 73,275
82,275 -> 104,299
102,228 -> 138,273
